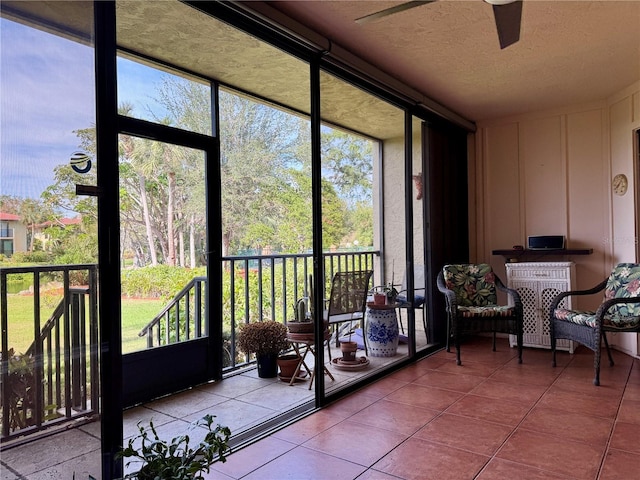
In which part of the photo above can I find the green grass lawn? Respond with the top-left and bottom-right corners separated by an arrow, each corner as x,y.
121,298 -> 165,353
4,295 -> 164,354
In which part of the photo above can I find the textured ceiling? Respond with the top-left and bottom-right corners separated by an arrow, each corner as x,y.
5,1 -> 638,136
263,0 -> 640,122
115,0 -> 407,139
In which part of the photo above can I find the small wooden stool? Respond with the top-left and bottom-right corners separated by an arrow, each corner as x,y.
286,331 -> 335,390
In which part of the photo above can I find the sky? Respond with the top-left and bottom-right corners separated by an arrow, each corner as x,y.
0,15 -> 365,207
0,17 -> 167,201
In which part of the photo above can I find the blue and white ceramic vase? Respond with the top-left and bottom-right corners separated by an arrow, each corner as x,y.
365,308 -> 399,357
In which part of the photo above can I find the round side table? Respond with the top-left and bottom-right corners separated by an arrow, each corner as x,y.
365,302 -> 399,357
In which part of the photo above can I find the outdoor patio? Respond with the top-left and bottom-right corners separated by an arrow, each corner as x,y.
0,326 -> 428,479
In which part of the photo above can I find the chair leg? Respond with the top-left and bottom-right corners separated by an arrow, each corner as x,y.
334,323 -> 349,347
492,331 -> 497,352
517,330 -> 523,364
446,314 -> 451,352
361,319 -> 368,356
455,334 -> 462,366
550,320 -> 557,368
421,307 -> 429,344
602,331 -> 615,367
594,332 -> 602,386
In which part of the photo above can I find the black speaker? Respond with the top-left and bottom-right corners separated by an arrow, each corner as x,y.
527,235 -> 565,250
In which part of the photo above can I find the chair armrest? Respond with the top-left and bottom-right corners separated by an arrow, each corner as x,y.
495,275 -> 523,312
436,271 -> 457,309
594,296 -> 640,323
549,278 -> 608,312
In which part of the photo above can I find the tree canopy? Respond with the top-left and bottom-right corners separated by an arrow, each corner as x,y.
27,77 -> 374,267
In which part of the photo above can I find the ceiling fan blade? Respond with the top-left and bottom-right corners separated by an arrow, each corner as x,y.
492,0 -> 523,49
355,1 -> 436,25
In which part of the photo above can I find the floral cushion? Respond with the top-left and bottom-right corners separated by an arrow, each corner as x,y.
459,305 -> 515,318
604,263 -> 640,318
554,264 -> 640,330
554,307 -> 640,330
554,308 -> 597,327
442,264 -> 497,307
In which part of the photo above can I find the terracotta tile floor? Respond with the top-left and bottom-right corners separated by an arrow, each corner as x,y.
207,337 -> 640,480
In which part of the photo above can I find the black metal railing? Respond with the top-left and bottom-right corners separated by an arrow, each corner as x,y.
138,250 -> 379,370
0,264 -> 99,444
0,250 -> 378,443
139,276 -> 207,348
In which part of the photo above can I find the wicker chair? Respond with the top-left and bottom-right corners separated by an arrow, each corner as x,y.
437,263 -> 523,366
550,263 -> 640,386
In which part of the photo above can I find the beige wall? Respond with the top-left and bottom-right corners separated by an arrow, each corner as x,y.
9,220 -> 28,253
474,81 -> 640,356
379,135 -> 406,288
377,120 -> 425,290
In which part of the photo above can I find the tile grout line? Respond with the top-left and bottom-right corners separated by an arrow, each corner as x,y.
594,358 -> 635,480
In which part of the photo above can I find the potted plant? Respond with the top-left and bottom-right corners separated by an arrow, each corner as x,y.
237,320 -> 289,378
118,414 -> 231,480
340,336 -> 358,362
384,283 -> 399,304
2,348 -> 36,431
287,297 -> 314,334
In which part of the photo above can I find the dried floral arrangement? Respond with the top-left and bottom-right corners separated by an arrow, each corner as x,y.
237,320 -> 289,356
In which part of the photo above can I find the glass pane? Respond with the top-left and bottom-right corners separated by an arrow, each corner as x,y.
116,0 -> 317,450
219,86 -> 313,366
0,1 -> 101,477
118,137 -> 207,354
412,116 -> 431,351
320,70 -> 407,396
117,55 -> 212,136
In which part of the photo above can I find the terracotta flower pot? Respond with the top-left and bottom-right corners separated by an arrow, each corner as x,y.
340,341 -> 358,362
373,292 -> 386,305
277,353 -> 301,378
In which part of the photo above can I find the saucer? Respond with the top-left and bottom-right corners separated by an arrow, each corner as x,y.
331,356 -> 370,371
278,371 -> 309,382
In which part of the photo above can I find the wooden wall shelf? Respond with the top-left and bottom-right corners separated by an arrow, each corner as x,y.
492,248 -> 593,260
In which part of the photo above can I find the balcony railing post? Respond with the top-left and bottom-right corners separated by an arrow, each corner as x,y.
63,270 -> 72,419
70,291 -> 82,409
1,269 -> 10,438
195,279 -> 202,338
89,266 -> 99,413
32,271 -> 43,429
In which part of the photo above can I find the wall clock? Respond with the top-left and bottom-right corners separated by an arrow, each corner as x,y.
612,174 -> 628,196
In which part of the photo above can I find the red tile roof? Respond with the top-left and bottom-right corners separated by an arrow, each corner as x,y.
0,212 -> 20,221
36,217 -> 82,228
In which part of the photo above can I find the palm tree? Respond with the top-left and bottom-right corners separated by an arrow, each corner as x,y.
119,103 -> 159,266
19,198 -> 43,251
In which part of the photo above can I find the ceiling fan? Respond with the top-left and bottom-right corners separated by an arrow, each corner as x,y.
355,0 -> 523,49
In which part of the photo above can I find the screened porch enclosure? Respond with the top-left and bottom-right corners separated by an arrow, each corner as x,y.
0,2 -> 471,478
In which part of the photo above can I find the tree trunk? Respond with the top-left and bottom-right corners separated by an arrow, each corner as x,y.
138,174 -> 158,266
222,232 -> 230,258
167,171 -> 176,266
29,224 -> 35,252
189,215 -> 196,268
179,227 -> 185,267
